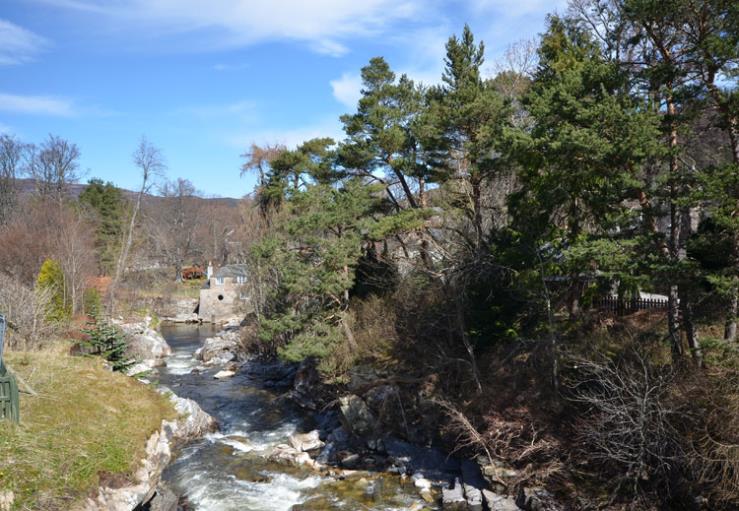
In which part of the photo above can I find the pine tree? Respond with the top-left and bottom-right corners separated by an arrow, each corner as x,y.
79,178 -> 125,275
429,25 -> 511,253
510,16 -> 661,315
82,316 -> 134,372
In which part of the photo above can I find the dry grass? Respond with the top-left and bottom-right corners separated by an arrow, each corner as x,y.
0,344 -> 175,510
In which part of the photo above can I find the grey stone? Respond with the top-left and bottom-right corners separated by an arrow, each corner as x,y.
196,335 -> 238,366
441,478 -> 466,510
288,430 -> 324,452
213,370 -> 235,379
339,395 -> 377,437
483,490 -> 519,511
463,482 -> 483,511
118,321 -> 172,367
149,484 -> 178,511
339,453 -> 360,469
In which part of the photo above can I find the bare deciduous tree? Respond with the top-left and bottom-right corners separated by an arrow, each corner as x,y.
0,275 -> 55,350
0,134 -> 25,225
147,178 -> 201,282
109,137 -> 164,312
54,207 -> 97,315
28,134 -> 81,204
567,352 -> 680,496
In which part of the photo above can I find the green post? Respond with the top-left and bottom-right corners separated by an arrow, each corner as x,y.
0,314 -> 19,423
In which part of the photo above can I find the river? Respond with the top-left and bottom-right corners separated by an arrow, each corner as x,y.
158,324 -> 442,511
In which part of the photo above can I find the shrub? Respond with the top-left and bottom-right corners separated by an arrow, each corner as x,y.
36,258 -> 70,322
82,317 -> 135,372
0,275 -> 56,349
566,350 -> 683,501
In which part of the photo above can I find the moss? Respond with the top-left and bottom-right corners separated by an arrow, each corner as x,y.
0,345 -> 175,510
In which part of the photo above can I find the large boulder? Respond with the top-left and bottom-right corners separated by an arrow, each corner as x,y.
289,430 -> 324,452
339,395 -> 377,438
119,321 -> 172,368
195,333 -> 239,366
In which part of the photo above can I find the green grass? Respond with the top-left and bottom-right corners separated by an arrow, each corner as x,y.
0,345 -> 175,510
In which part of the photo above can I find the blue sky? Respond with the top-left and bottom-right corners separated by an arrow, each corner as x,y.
0,0 -> 566,197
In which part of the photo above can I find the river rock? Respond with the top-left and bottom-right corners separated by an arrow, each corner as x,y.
213,370 -> 236,379
289,430 -> 324,452
83,392 -> 216,511
483,490 -> 519,511
463,483 -> 484,511
441,478 -> 467,510
147,483 -> 178,511
119,321 -> 172,368
269,444 -> 317,468
196,335 -> 239,366
339,395 -> 377,437
287,358 -> 320,410
412,472 -> 432,490
126,361 -> 154,377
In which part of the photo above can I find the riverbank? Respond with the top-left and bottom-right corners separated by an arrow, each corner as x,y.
155,323 -> 537,511
0,345 -> 176,510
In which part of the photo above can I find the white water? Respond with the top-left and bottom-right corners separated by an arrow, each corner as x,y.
158,324 -> 437,511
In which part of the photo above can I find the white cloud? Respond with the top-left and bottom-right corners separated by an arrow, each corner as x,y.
330,73 -> 363,109
35,0 -> 422,57
0,92 -> 75,116
0,19 -> 47,65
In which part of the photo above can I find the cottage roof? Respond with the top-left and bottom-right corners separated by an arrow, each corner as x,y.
214,264 -> 249,278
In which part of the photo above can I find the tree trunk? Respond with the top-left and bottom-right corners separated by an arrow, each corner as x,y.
471,177 -> 483,253
418,175 -> 432,269
666,93 -> 684,362
679,205 -> 701,366
109,189 -> 144,313
725,290 -> 738,342
454,292 -> 482,394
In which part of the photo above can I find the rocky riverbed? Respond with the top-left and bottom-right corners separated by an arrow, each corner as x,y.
139,324 -> 553,511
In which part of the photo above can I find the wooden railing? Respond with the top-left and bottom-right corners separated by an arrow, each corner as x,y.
595,296 -> 669,315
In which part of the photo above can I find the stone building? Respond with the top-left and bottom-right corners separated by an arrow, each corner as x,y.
198,264 -> 249,323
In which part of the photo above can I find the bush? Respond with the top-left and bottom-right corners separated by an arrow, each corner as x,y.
0,275 -> 56,349
566,350 -> 685,503
36,258 -> 70,322
82,317 -> 135,372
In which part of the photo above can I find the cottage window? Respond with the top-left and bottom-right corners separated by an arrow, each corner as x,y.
215,277 -> 224,285
237,275 -> 246,284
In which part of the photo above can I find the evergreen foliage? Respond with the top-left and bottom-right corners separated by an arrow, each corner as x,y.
79,178 -> 125,274
82,316 -> 134,372
35,258 -> 70,322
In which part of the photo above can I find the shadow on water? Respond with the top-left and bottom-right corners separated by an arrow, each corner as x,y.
158,324 -> 440,511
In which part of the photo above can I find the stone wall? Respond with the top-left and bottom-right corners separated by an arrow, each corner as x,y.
198,277 -> 247,323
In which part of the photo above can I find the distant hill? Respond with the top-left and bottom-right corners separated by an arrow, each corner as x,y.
15,178 -> 242,207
